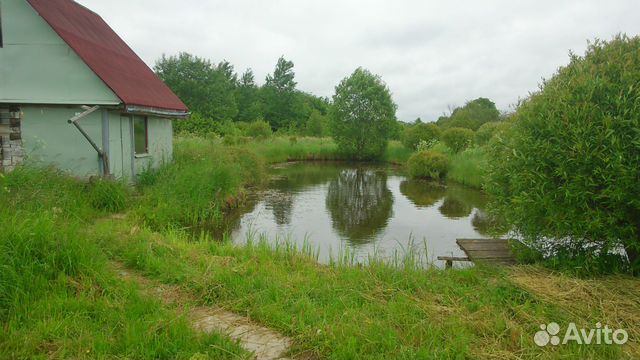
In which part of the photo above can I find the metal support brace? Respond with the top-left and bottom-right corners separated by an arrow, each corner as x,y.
68,105 -> 110,176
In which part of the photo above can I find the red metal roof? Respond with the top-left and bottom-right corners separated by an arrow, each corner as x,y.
27,0 -> 189,114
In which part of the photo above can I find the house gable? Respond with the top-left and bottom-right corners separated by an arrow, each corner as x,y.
0,0 -> 121,105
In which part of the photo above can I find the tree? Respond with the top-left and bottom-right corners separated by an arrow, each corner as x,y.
486,35 -> 640,272
154,53 -> 238,121
329,68 -> 398,160
437,98 -> 500,130
305,110 -> 327,137
236,69 -> 263,122
262,56 -> 301,130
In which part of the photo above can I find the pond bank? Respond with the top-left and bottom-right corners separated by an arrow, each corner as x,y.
3,139 -> 637,359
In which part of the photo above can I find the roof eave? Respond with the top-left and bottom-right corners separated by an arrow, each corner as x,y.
124,105 -> 190,119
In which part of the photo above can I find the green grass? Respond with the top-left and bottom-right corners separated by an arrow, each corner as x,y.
91,218 -> 638,359
447,147 -> 488,189
0,167 -> 248,359
3,139 -> 638,359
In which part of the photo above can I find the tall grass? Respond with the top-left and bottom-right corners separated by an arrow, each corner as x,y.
0,167 -> 247,359
447,147 -> 487,188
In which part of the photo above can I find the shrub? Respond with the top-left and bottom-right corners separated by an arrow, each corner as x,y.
441,127 -> 474,153
329,68 -> 397,160
475,121 -> 510,146
245,119 -> 272,139
402,123 -> 441,150
486,35 -> 640,273
407,151 -> 449,180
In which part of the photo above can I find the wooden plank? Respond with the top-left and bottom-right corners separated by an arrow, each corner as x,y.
436,256 -> 470,261
455,238 -> 516,266
0,124 -> 10,135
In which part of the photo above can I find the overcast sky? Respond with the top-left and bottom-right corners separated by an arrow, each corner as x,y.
78,0 -> 639,121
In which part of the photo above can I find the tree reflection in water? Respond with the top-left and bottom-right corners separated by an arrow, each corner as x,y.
399,180 -> 446,208
326,168 -> 393,245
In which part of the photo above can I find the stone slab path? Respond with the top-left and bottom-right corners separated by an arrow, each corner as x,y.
113,262 -> 291,360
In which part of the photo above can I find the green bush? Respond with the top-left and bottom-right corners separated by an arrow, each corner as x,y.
401,123 -> 441,150
475,121 -> 510,146
407,151 -> 449,180
245,119 -> 273,139
486,35 -> 640,273
441,127 -> 474,153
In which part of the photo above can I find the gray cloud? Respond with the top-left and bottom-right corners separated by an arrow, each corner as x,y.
78,0 -> 640,121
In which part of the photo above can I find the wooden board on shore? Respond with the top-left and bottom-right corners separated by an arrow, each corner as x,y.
455,238 -> 516,265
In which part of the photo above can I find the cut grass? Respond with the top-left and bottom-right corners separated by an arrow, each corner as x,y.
92,218 -> 639,359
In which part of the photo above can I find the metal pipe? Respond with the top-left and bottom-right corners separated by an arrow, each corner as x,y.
101,108 -> 110,176
68,105 -> 110,177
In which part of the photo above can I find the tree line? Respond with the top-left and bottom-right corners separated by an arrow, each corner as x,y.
154,53 -> 331,136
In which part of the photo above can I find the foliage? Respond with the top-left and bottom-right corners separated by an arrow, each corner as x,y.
304,110 -> 328,137
441,127 -> 475,153
475,121 -> 510,146
401,122 -> 441,150
154,53 -> 238,121
437,97 -> 500,130
329,68 -> 398,160
486,35 -> 640,272
236,68 -> 263,122
407,151 -> 449,180
262,56 -> 302,130
245,119 -> 273,139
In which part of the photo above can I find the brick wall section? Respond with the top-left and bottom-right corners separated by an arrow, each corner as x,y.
0,105 -> 23,173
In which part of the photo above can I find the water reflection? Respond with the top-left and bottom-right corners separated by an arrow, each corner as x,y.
471,210 -> 506,237
399,180 -> 446,208
224,162 -> 506,266
438,196 -> 472,219
326,168 -> 393,245
264,191 -> 294,225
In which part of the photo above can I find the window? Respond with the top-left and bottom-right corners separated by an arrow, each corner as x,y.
133,116 -> 148,154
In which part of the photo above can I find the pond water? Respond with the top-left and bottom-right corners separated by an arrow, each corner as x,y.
219,162 -> 504,267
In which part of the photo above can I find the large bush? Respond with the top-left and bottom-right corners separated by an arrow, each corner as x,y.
402,123 -> 441,150
475,121 -> 510,146
486,35 -> 640,272
407,151 -> 449,180
441,127 -> 474,153
244,119 -> 273,139
329,68 -> 397,160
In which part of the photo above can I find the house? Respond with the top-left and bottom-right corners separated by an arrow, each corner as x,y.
0,0 -> 189,178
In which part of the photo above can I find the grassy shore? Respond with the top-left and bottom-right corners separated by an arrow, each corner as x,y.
1,137 -> 637,359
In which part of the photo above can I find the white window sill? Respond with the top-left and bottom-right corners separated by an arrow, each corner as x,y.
134,153 -> 151,159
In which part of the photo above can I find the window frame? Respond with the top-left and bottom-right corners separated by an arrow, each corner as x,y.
133,116 -> 149,155
0,1 -> 4,48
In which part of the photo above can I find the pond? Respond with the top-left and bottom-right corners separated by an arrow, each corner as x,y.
219,162 -> 504,267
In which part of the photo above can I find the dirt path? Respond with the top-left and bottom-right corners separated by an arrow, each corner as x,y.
112,263 -> 292,360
